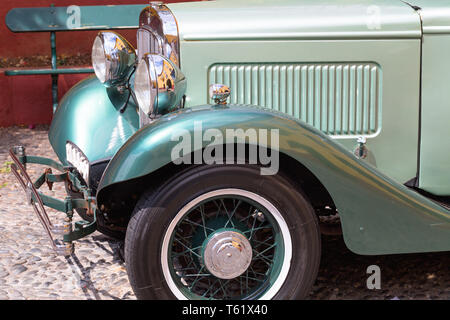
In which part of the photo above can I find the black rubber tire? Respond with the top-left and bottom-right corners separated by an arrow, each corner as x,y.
125,164 -> 321,300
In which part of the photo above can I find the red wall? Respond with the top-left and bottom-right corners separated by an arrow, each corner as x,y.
0,72 -> 88,127
0,0 -> 197,127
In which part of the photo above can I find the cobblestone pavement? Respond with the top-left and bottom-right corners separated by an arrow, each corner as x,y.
0,126 -> 449,300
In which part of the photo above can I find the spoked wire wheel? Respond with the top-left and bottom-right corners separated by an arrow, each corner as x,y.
161,188 -> 292,300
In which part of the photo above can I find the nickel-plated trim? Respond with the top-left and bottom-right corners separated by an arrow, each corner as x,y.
138,3 -> 180,67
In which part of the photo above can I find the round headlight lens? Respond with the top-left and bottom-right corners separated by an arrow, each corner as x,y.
135,59 -> 153,114
92,36 -> 106,83
134,54 -> 186,119
91,32 -> 136,87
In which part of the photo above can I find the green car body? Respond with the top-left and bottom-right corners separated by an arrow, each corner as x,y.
47,0 -> 450,259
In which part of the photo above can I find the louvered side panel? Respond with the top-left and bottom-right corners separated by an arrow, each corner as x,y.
208,63 -> 382,137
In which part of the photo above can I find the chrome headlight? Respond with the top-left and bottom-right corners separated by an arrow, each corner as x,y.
134,53 -> 186,117
92,32 -> 136,87
134,58 -> 153,115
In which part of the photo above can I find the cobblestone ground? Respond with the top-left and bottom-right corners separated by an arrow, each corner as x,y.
0,126 -> 448,300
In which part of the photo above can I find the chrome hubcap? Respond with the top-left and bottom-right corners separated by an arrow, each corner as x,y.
202,229 -> 252,279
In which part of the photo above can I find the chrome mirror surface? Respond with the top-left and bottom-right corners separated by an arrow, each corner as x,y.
138,3 -> 180,67
135,53 -> 186,119
209,84 -> 230,105
92,31 -> 137,87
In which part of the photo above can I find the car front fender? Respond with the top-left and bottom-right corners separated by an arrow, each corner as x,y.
97,104 -> 450,255
48,75 -> 139,165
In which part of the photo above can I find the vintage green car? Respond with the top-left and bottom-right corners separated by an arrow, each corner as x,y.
9,0 -> 450,300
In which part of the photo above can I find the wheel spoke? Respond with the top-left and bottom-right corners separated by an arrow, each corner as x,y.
251,249 -> 273,266
188,266 -> 206,290
238,206 -> 256,223
224,199 -> 241,228
251,235 -> 274,249
179,220 -> 197,235
240,273 -> 243,296
172,245 -> 202,258
239,274 -> 265,283
182,218 -> 215,232
183,273 -> 212,277
209,278 -> 232,299
253,242 -> 277,259
202,278 -> 221,298
198,204 -> 208,237
218,278 -> 230,298
217,199 -> 235,228
167,192 -> 286,300
174,238 -> 201,258
212,199 -> 223,218
208,280 -> 223,298
174,231 -> 193,244
244,224 -> 271,239
175,266 -> 197,272
249,265 -> 268,277
247,213 -> 258,240
245,269 -> 249,292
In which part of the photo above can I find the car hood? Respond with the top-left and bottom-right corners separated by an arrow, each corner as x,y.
404,0 -> 450,34
168,0 -> 421,41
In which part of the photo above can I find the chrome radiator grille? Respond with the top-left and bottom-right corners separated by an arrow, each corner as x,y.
208,63 -> 382,137
136,28 -> 164,127
137,28 -> 163,60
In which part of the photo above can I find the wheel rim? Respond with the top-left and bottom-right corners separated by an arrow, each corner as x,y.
161,189 -> 292,300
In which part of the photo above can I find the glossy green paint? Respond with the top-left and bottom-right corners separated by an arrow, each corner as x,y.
402,0 -> 450,195
166,0 -> 423,184
97,105 -> 450,255
177,38 -> 421,184
169,0 -> 420,41
405,0 -> 450,33
418,33 -> 450,195
45,0 -> 450,256
48,75 -> 139,165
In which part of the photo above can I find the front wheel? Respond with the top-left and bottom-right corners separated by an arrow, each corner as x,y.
125,165 -> 321,300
